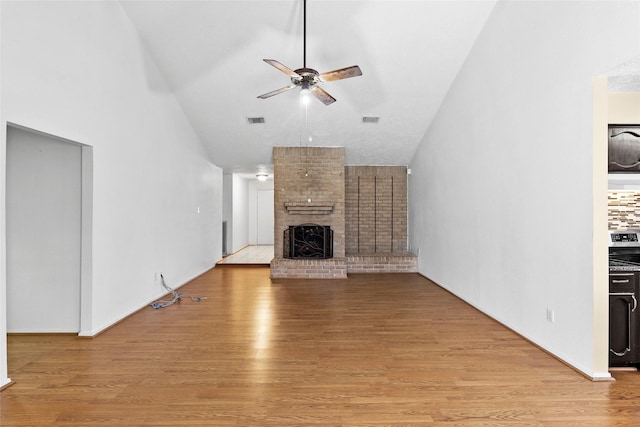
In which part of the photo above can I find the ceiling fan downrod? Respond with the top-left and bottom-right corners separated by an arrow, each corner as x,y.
303,0 -> 307,69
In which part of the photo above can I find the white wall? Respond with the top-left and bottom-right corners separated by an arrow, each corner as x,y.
223,173 -> 233,255
249,180 -> 275,245
1,1 -> 222,386
609,92 -> 640,124
0,0 -> 6,390
6,127 -> 82,332
232,174 -> 250,252
408,1 -> 640,379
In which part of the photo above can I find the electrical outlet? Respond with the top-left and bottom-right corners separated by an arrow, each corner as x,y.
546,308 -> 555,323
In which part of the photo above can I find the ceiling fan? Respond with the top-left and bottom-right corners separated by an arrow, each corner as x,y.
257,0 -> 362,105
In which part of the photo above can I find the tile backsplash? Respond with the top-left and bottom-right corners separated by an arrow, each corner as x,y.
609,191 -> 640,230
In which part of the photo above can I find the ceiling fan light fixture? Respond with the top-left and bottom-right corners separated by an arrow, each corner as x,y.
256,0 -> 362,106
300,86 -> 312,105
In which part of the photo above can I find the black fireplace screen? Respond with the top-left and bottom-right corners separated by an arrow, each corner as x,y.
284,224 -> 333,259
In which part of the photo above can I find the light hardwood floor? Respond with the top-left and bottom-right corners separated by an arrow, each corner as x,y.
2,267 -> 640,426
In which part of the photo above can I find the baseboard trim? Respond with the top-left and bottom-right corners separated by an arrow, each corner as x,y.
0,379 -> 15,392
416,272 -> 613,382
78,266 -> 215,338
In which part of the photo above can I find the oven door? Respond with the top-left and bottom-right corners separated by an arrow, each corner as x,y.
610,291 -> 638,366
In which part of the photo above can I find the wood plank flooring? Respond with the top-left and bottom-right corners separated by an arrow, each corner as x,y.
3,267 -> 640,426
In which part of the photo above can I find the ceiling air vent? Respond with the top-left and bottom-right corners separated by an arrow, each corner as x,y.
362,116 -> 379,124
247,117 -> 265,124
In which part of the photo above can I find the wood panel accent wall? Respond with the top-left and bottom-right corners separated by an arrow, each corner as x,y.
345,166 -> 407,254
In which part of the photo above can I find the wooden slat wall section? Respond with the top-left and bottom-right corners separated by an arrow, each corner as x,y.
345,166 -> 407,254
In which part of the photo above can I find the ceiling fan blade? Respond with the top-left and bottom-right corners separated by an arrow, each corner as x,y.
263,59 -> 300,78
319,65 -> 362,82
257,85 -> 297,99
310,86 -> 336,105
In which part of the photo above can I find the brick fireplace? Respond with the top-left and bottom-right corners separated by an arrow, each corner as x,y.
271,147 -> 346,278
270,146 -> 417,279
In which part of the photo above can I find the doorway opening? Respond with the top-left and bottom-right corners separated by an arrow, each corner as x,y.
5,124 -> 93,335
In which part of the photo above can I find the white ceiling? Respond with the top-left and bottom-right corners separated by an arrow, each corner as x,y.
119,0 -> 497,175
607,55 -> 640,92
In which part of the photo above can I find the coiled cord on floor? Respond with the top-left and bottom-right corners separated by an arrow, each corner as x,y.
150,274 -> 207,309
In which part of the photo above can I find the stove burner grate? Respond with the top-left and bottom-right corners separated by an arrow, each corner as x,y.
610,258 -> 640,268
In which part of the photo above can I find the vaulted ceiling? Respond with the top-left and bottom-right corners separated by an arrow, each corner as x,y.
119,0 -> 497,175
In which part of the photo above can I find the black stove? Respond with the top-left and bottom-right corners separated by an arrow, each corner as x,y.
609,230 -> 640,367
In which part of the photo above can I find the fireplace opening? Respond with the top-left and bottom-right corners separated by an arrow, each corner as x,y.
284,224 -> 333,259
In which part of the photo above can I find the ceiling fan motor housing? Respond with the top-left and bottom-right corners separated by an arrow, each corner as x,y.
293,68 -> 320,88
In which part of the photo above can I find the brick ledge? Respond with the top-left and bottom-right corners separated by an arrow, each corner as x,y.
270,253 -> 418,278
270,257 -> 347,279
346,252 -> 417,274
